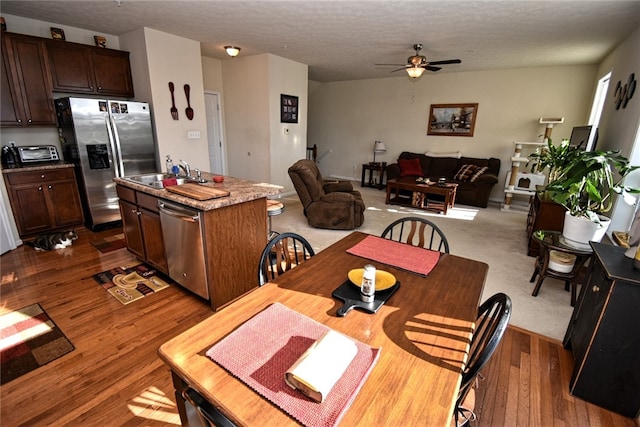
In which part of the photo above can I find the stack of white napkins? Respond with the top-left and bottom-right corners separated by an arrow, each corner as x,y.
285,330 -> 357,402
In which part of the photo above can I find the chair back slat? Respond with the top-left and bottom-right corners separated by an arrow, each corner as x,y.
381,216 -> 450,253
258,232 -> 315,286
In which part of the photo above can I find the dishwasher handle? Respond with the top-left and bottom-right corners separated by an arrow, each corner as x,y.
158,201 -> 199,222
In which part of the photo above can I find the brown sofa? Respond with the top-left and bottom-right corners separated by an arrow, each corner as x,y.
288,159 -> 365,230
386,152 -> 500,208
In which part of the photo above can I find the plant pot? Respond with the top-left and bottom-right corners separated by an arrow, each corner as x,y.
562,211 -> 611,249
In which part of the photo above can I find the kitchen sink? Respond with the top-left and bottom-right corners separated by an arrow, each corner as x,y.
123,173 -> 188,189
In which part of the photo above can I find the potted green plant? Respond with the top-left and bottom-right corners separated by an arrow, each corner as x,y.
544,148 -> 640,247
527,138 -> 581,183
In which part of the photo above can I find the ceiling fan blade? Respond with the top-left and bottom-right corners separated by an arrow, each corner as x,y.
424,65 -> 442,72
374,63 -> 407,66
390,67 -> 408,73
427,59 -> 462,66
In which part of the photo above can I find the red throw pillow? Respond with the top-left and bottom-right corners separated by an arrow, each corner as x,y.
399,158 -> 424,177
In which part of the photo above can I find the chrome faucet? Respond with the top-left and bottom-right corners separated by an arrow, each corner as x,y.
178,160 -> 191,178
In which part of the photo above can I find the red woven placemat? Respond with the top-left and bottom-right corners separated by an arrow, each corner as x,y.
206,303 -> 380,427
347,235 -> 440,276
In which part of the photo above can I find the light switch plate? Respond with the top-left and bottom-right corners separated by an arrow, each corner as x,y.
188,130 -> 201,139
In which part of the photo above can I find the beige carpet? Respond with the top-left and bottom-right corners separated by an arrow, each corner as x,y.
271,186 -> 575,341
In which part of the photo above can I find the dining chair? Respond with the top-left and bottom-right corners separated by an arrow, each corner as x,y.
381,217 -> 450,253
455,292 -> 512,426
258,232 -> 315,286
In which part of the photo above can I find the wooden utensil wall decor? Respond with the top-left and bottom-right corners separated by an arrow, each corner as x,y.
168,82 -> 178,120
184,84 -> 194,120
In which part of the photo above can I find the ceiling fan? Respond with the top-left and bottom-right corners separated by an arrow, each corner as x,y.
375,44 -> 461,78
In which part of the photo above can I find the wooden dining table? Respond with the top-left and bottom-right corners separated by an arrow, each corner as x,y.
158,231 -> 488,426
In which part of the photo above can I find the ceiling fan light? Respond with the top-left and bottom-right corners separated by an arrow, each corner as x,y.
224,46 -> 241,57
406,67 -> 425,78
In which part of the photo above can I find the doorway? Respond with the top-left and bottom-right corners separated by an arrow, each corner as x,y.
205,92 -> 225,174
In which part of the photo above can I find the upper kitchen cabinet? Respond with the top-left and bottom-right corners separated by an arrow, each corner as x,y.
47,40 -> 134,98
1,33 -> 56,127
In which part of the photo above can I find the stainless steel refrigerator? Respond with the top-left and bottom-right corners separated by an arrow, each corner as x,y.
55,97 -> 158,229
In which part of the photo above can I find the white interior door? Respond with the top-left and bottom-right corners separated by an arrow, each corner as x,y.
205,92 -> 224,174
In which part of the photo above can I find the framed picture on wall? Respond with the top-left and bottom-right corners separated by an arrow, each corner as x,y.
281,94 -> 299,123
427,103 -> 478,137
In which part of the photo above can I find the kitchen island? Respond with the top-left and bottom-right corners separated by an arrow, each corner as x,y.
114,172 -> 282,311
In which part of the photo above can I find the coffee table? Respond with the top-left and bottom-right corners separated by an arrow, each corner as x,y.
385,177 -> 458,214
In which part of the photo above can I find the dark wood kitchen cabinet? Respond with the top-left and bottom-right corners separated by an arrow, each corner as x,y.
3,167 -> 84,237
117,185 -> 168,273
1,33 -> 56,127
563,242 -> 640,418
47,40 -> 134,98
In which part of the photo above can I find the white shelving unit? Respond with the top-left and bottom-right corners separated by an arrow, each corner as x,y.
501,117 -> 564,213
501,142 -> 546,212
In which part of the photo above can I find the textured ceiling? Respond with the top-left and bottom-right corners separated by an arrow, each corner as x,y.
2,0 -> 639,82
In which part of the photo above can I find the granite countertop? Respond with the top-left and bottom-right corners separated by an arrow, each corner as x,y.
114,171 -> 283,211
1,161 -> 75,173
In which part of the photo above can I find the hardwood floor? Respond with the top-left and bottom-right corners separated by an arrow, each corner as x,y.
1,227 -> 637,426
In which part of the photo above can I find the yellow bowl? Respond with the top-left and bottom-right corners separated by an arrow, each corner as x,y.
348,268 -> 396,291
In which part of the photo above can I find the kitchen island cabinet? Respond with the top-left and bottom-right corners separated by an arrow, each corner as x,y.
116,185 -> 167,274
114,174 -> 282,310
2,163 -> 84,237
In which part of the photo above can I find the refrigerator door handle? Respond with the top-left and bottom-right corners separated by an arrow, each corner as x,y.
109,114 -> 125,178
105,115 -> 121,177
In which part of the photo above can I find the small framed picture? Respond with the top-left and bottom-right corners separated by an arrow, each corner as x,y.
281,94 -> 299,123
50,27 -> 65,40
94,36 -> 107,48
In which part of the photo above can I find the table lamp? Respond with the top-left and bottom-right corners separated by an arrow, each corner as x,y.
373,140 -> 386,164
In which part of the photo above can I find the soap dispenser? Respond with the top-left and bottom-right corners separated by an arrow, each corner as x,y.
165,155 -> 174,175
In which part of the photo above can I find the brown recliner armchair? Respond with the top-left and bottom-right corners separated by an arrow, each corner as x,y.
288,159 -> 365,230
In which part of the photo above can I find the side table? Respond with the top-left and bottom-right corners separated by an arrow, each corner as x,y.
361,163 -> 386,190
529,230 -> 592,306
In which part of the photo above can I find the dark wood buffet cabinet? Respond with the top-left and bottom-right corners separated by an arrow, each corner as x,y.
2,165 -> 84,237
563,242 -> 640,418
1,32 -> 134,128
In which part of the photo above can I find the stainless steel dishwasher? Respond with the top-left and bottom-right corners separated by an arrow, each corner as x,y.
158,200 -> 209,300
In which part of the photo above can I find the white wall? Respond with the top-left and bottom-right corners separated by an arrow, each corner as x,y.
221,53 -> 307,187
222,54 -> 271,182
595,26 -> 640,233
308,65 -> 598,203
138,28 -> 209,173
202,56 -> 228,173
268,55 -> 308,190
0,13 -> 120,49
202,56 -> 224,92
